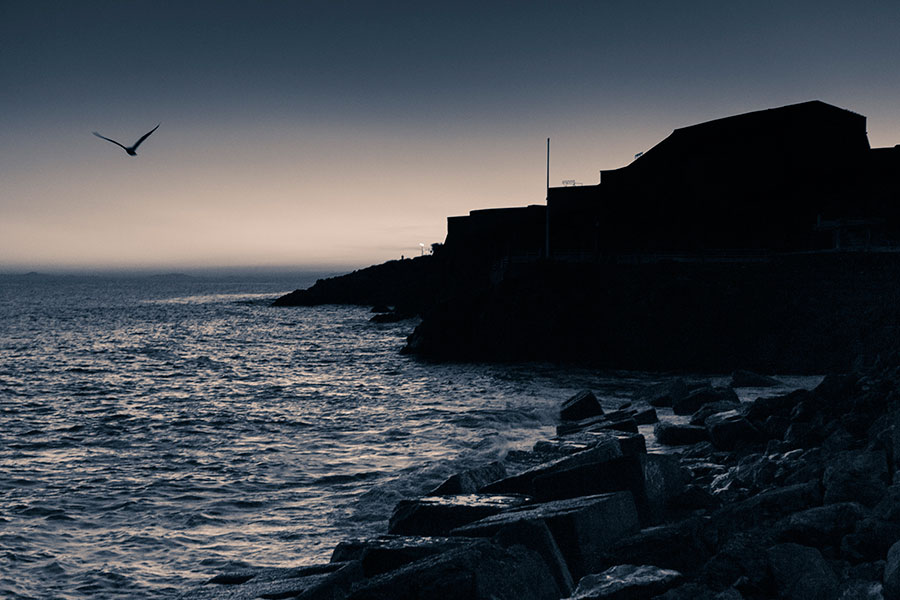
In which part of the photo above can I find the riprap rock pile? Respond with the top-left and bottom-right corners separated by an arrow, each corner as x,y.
178,366 -> 900,599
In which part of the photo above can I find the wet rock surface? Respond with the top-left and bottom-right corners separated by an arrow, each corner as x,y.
564,564 -> 683,599
388,493 -> 531,536
452,492 -> 640,580
766,543 -> 838,600
329,535 -> 477,577
181,562 -> 363,600
561,390 -> 606,422
348,540 -> 561,600
672,386 -> 739,416
654,422 -> 709,446
427,462 -> 508,496
178,366 -> 900,599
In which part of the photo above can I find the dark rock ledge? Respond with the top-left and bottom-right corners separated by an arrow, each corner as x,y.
177,365 -> 900,599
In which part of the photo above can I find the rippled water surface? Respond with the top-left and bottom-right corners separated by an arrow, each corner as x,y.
0,273 -> 816,599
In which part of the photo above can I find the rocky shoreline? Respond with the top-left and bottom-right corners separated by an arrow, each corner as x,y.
176,365 -> 900,599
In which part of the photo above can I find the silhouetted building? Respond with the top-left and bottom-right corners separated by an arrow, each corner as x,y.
445,101 -> 900,265
444,205 -> 546,264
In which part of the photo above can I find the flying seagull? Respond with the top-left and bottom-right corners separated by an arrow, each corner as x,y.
93,124 -> 160,156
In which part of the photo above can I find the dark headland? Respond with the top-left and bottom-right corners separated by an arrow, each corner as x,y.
179,101 -> 900,598
275,100 -> 900,374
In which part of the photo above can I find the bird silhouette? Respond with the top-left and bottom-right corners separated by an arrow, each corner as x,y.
93,124 -> 160,156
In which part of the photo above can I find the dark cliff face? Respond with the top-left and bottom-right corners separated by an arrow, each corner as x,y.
404,253 -> 900,374
273,250 -> 900,373
272,255 -> 449,314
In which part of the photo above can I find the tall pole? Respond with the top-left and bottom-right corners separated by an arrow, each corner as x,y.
546,137 -> 550,194
545,137 -> 550,259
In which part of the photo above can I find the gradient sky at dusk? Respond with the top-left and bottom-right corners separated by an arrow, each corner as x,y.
4,1 -> 900,271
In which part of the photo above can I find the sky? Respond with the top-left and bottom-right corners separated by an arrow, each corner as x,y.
3,1 -> 900,271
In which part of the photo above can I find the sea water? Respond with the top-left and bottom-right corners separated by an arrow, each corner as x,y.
0,273 -> 816,599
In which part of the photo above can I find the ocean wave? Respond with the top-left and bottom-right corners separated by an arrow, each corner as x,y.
311,471 -> 383,485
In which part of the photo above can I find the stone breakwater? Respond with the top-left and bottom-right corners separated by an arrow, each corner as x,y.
177,367 -> 900,599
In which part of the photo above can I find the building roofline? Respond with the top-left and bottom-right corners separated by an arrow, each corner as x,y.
671,100 -> 863,136
602,100 -> 868,174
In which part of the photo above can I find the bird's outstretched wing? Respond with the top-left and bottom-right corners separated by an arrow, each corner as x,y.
132,123 -> 160,150
93,132 -> 128,150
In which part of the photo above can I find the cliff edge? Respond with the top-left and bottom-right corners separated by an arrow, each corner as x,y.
273,255 -> 445,314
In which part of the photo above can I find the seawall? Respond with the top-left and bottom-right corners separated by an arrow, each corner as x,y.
404,252 -> 900,374
274,251 -> 900,374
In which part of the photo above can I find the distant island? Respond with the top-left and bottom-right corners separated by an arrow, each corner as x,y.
275,100 -> 900,374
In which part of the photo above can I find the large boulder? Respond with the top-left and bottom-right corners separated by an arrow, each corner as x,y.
823,450 -> 889,507
481,440 -> 623,495
654,422 -> 710,446
690,403 -> 744,426
704,482 -> 822,541
603,518 -> 709,574
564,564 -> 683,599
388,494 -> 531,536
766,543 -> 839,600
633,408 -> 659,425
599,417 -> 640,434
602,408 -> 637,423
841,518 -> 900,562
530,455 -> 643,505
699,534 -> 771,593
428,462 -> 508,495
638,453 -> 690,525
330,535 -> 477,577
783,421 -> 822,449
874,484 -> 900,522
558,414 -> 641,437
705,412 -> 763,451
452,492 -> 640,581
672,386 -> 739,416
347,539 -> 560,600
837,580 -> 884,600
529,452 -> 687,526
492,517 -> 576,597
558,416 -> 608,436
533,439 -> 592,457
561,390 -> 605,422
557,431 -> 647,456
774,502 -> 866,547
761,415 -> 792,441
669,483 -> 719,513
744,389 -> 809,422
884,540 -> 900,600
180,562 -> 363,600
594,432 -> 648,457
643,378 -> 705,408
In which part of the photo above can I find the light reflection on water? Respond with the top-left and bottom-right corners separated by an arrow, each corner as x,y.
0,275 -> 820,599
144,292 -> 277,305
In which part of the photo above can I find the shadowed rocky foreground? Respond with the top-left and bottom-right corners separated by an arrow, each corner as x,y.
177,365 -> 900,599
